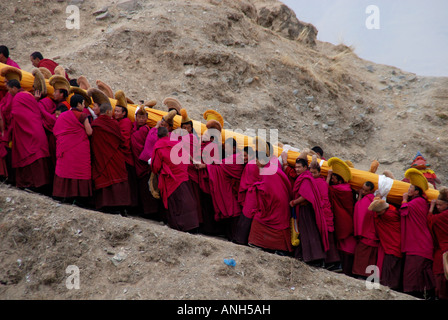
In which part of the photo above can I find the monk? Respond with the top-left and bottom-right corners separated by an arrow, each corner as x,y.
199,142 -> 245,241
428,187 -> 448,300
130,107 -> 163,220
327,160 -> 357,277
35,74 -> 71,176
291,157 -> 329,266
91,103 -> 131,213
0,91 -> 14,182
151,126 -> 199,233
139,110 -> 177,164
369,199 -> 403,291
178,109 -> 205,231
0,45 -> 20,69
309,156 -> 341,271
7,79 -> 51,190
233,146 -> 257,245
247,146 -> 293,255
114,91 -> 138,211
352,181 -> 379,278
30,51 -> 70,80
400,183 -> 435,299
52,94 -> 92,203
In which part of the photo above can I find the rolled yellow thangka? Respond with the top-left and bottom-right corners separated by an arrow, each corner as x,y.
290,217 -> 300,247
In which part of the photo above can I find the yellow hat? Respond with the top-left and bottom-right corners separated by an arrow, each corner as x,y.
70,86 -> 92,106
368,198 -> 390,212
144,99 -> 157,108
96,79 -> 114,98
203,109 -> 224,132
405,168 -> 428,192
1,66 -> 22,82
328,157 -> 352,182
114,90 -> 127,108
77,75 -> 91,90
54,65 -> 65,77
345,160 -> 354,168
49,74 -> 70,91
38,67 -> 52,79
309,154 -> 320,170
32,68 -> 47,97
163,97 -> 182,115
180,108 -> 191,124
382,170 -> 395,180
135,106 -> 148,117
87,87 -> 111,106
369,159 -> 380,173
162,109 -> 177,125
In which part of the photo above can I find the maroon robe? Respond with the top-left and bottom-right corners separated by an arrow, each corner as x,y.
91,115 -> 130,209
10,90 -> 50,188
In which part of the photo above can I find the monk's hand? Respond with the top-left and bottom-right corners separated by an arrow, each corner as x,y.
289,200 -> 296,207
34,90 -> 42,100
281,151 -> 288,165
429,199 -> 436,213
402,193 -> 409,202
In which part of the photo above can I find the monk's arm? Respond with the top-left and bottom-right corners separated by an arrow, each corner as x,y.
290,196 -> 306,207
83,118 -> 93,136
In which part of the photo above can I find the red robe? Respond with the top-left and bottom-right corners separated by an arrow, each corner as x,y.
207,153 -> 244,221
10,90 -> 49,168
374,206 -> 402,258
292,170 -> 329,251
252,160 -> 292,231
354,193 -> 378,246
91,115 -> 128,190
238,160 -> 261,218
314,176 -> 334,232
117,117 -> 134,166
428,209 -> 448,275
329,183 -> 357,254
6,57 -> 20,69
400,196 -> 433,261
151,136 -> 189,209
130,122 -> 150,178
53,109 -> 91,180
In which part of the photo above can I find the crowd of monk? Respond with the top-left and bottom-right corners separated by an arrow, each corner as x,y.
1,46 -> 447,300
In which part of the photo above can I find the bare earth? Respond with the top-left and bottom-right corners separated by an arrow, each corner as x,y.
1,0 -> 446,301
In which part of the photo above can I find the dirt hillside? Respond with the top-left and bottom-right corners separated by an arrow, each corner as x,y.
0,0 -> 446,300
0,184 -> 415,300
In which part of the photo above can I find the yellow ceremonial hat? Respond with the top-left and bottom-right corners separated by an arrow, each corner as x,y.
38,67 -> 52,79
69,86 -> 92,106
162,109 -> 177,125
49,74 -> 70,91
405,168 -> 429,192
328,157 -> 352,183
180,108 -> 191,124
114,90 -> 127,108
32,68 -> 47,97
163,97 -> 182,115
144,99 -> 157,108
77,75 -> 91,90
96,79 -> 114,98
87,87 -> 111,105
1,66 -> 22,82
203,109 -> 224,132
